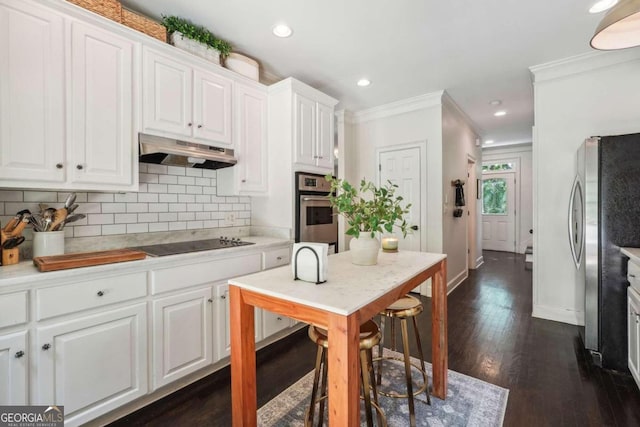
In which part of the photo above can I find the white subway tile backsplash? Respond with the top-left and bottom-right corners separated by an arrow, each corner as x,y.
0,165 -> 249,239
88,193 -> 114,203
0,190 -> 23,202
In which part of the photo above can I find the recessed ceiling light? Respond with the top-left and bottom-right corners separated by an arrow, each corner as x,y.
489,100 -> 502,106
357,78 -> 371,87
589,0 -> 618,13
494,111 -> 507,117
272,24 -> 293,38
485,140 -> 495,144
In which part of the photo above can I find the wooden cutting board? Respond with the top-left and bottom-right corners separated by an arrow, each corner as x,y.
33,249 -> 146,272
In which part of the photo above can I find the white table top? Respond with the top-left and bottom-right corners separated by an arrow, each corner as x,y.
228,250 -> 446,316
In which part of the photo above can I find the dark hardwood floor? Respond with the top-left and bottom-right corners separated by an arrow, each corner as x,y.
109,251 -> 640,426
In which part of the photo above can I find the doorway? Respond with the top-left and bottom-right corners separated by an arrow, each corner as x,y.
467,157 -> 477,269
482,172 -> 516,252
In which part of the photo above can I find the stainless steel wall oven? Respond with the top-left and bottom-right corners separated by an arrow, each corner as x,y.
295,172 -> 338,253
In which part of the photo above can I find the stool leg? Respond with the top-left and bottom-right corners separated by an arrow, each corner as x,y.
368,348 -> 384,427
307,346 -> 324,426
318,348 -> 329,427
360,349 -> 374,427
412,315 -> 431,405
390,316 -> 396,351
401,318 -> 416,427
376,315 -> 386,386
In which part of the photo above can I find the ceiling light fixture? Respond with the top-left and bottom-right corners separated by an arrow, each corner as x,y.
489,99 -> 502,106
272,24 -> 293,38
591,0 -> 640,49
485,140 -> 495,144
494,111 -> 507,117
590,0 -> 619,13
357,78 -> 371,87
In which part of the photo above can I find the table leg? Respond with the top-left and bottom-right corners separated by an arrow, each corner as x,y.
327,313 -> 360,426
230,285 -> 257,427
431,258 -> 448,399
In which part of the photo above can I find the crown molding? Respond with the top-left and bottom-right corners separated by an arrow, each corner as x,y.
441,91 -> 483,137
352,91 -> 444,124
335,109 -> 355,124
530,48 -> 640,83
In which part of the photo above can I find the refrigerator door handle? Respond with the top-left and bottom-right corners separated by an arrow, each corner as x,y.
568,175 -> 584,269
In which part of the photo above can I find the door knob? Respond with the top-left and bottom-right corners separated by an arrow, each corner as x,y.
410,225 -> 419,231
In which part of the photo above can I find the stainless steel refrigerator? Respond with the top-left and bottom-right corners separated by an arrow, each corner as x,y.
569,133 -> 640,371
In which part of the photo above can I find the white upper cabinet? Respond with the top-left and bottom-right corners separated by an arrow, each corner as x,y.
143,47 -> 233,147
0,0 -> 138,191
217,83 -> 268,195
68,21 -> 136,187
294,93 -> 317,167
316,102 -> 335,170
0,0 -> 65,184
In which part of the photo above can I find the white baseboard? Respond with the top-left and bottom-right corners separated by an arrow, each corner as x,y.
447,269 -> 468,294
475,256 -> 484,269
532,304 -> 585,326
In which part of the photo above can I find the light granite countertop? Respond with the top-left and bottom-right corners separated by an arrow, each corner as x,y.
229,250 -> 446,316
0,236 -> 291,291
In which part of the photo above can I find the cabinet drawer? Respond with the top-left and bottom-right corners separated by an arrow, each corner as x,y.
628,260 -> 640,295
36,272 -> 147,320
263,247 -> 291,270
0,292 -> 28,328
151,253 -> 262,294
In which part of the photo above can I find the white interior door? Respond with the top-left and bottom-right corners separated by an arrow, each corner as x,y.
482,172 -> 516,252
378,147 -> 421,251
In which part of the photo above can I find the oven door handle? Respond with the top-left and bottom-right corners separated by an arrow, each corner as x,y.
301,197 -> 331,202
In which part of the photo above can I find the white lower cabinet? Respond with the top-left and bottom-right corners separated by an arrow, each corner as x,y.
629,288 -> 640,389
0,330 -> 28,405
152,287 -> 213,390
215,282 -> 262,361
35,303 -> 147,426
262,311 -> 291,339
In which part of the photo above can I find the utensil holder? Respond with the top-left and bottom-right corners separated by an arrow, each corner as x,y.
33,231 -> 65,258
1,230 -> 19,266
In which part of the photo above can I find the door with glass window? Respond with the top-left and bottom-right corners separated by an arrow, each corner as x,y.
482,172 -> 516,252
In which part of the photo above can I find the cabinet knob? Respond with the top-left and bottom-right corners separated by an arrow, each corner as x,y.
76,164 -> 83,170
630,274 -> 636,278
241,179 -> 247,183
318,156 -> 324,159
197,124 -> 203,128
97,290 -> 104,297
313,155 -> 318,159
277,317 -> 283,321
56,163 -> 63,169
208,298 -> 213,303
15,350 -> 24,358
188,123 -> 193,127
276,256 -> 283,260
42,344 -> 51,351
221,295 -> 226,300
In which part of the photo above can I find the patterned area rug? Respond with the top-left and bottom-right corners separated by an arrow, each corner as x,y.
258,348 -> 508,426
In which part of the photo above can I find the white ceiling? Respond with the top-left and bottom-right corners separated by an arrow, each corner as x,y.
122,0 -> 608,147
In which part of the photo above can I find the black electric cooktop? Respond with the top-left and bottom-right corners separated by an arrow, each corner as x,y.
133,237 -> 254,257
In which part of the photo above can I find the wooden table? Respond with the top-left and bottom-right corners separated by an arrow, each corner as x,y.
229,250 -> 447,426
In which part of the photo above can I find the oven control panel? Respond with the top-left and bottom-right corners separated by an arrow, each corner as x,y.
298,173 -> 332,193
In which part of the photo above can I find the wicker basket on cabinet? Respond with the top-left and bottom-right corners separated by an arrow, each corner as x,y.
66,0 -> 122,22
121,8 -> 167,42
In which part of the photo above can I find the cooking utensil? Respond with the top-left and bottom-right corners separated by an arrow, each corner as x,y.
67,203 -> 79,215
58,213 -> 86,230
63,193 -> 77,209
2,236 -> 25,249
3,209 -> 31,234
50,208 -> 68,231
5,216 -> 30,238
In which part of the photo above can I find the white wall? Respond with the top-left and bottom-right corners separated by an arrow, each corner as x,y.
530,49 -> 640,325
441,95 -> 482,289
351,93 -> 444,256
483,143 -> 533,254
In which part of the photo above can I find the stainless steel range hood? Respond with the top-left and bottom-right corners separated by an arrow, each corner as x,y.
139,133 -> 237,170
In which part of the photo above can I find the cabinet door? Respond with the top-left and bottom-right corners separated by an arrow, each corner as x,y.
629,293 -> 640,381
143,48 -> 193,137
316,102 -> 335,170
152,288 -> 213,390
193,69 -> 233,146
68,21 -> 136,188
0,331 -> 28,405
36,304 -> 147,426
236,83 -> 267,193
293,93 -> 317,166
215,283 -> 262,361
0,0 -> 65,184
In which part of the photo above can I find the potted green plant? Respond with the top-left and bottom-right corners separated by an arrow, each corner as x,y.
326,175 -> 411,265
162,15 -> 232,64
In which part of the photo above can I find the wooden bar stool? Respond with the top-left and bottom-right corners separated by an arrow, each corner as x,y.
375,294 -> 430,427
305,320 -> 387,427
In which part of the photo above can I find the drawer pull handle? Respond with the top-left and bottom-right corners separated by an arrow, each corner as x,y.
97,291 -> 104,297
630,274 -> 636,278
15,351 -> 24,358
221,295 -> 226,300
42,344 -> 51,351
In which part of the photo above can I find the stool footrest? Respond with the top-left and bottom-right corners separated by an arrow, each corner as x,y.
372,355 -> 429,398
